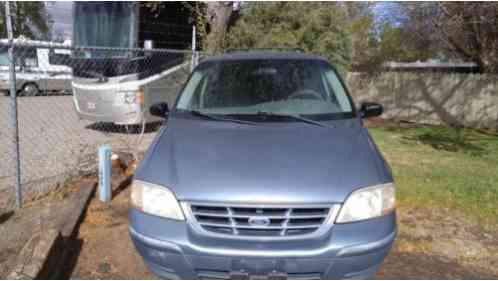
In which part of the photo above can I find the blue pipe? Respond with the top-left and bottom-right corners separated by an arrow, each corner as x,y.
98,145 -> 112,202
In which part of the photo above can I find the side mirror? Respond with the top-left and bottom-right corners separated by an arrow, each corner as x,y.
150,102 -> 169,118
359,102 -> 383,118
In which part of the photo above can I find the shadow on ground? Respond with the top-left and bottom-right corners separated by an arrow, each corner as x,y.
383,123 -> 497,157
0,211 -> 14,224
404,129 -> 486,156
85,121 -> 162,134
58,239 -> 84,279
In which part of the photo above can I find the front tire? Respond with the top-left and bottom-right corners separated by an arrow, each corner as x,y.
20,83 -> 40,96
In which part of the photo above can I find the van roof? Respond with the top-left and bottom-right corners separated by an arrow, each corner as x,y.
201,51 -> 329,63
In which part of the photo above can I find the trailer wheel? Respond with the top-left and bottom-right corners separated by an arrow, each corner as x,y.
20,83 -> 40,97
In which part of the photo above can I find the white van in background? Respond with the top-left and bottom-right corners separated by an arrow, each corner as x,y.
0,38 -> 72,96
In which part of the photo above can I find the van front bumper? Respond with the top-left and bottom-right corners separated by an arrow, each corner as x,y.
129,209 -> 396,279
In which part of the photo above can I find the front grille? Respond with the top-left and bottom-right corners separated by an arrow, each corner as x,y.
186,203 -> 338,238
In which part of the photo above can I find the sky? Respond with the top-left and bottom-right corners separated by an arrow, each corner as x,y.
373,2 -> 401,26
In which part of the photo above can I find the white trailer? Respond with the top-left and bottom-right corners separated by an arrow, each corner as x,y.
0,38 -> 72,96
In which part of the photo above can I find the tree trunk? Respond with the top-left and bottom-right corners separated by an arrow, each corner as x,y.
205,2 -> 233,53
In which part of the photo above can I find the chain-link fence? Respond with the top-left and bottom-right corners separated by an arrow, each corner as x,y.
0,39 -> 197,211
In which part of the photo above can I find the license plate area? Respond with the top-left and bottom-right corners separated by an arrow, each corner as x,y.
229,271 -> 287,280
193,256 -> 326,280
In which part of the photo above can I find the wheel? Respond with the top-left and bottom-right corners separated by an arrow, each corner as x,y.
20,83 -> 39,96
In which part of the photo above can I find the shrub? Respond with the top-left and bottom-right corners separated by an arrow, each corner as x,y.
225,2 -> 352,74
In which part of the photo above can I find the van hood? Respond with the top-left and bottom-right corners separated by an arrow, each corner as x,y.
134,117 -> 388,204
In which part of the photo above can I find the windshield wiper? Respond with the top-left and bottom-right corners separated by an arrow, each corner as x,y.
189,110 -> 259,125
255,111 -> 330,128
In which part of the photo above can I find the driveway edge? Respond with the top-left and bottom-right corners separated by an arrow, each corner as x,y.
7,180 -> 96,279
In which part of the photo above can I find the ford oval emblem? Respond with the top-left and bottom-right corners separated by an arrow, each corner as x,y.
248,217 -> 271,227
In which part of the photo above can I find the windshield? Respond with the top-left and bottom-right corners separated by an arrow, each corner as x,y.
176,59 -> 355,120
73,2 -> 137,58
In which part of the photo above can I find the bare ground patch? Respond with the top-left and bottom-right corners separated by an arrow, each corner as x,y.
66,185 -> 154,279
378,205 -> 498,279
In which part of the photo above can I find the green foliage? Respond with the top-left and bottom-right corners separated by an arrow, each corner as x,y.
377,23 -> 436,63
345,2 -> 383,71
386,2 -> 498,73
225,2 -> 352,74
0,2 -> 51,40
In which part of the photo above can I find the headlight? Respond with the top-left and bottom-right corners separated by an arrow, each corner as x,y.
124,91 -> 136,104
120,89 -> 144,105
130,180 -> 185,220
336,183 -> 395,223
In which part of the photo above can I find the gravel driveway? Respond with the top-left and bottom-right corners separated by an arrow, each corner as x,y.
0,95 -> 158,208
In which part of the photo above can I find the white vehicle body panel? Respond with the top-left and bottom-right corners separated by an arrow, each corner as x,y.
72,62 -> 189,125
0,39 -> 72,93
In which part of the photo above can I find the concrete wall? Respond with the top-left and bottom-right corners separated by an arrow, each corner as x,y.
346,72 -> 498,130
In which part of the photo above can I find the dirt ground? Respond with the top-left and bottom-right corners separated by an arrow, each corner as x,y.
65,183 -> 498,280
64,183 -> 154,280
0,181 -> 85,279
378,205 -> 498,279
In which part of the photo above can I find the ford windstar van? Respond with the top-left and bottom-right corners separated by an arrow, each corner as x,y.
129,51 -> 396,279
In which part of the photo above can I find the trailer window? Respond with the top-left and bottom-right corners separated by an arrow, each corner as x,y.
21,48 -> 38,67
0,51 -> 9,66
0,48 -> 37,67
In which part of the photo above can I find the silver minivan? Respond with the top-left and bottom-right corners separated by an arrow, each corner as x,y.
129,51 -> 396,279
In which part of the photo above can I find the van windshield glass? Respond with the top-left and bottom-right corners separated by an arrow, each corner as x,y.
73,2 -> 136,57
176,59 -> 355,120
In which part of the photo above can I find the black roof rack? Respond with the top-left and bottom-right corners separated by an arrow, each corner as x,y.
225,47 -> 305,53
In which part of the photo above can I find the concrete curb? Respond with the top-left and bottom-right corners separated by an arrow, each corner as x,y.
8,180 -> 96,280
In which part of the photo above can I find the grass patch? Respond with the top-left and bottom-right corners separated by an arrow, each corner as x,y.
369,124 -> 498,226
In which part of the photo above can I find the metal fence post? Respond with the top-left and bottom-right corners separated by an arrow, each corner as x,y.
5,2 -> 22,208
191,24 -> 197,71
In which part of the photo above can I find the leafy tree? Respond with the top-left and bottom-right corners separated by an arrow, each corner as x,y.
377,23 -> 435,63
386,2 -> 498,73
431,2 -> 498,73
147,2 -> 236,53
344,2 -> 381,71
0,2 -> 51,40
225,2 -> 352,73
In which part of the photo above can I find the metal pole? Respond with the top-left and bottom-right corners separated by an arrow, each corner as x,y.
5,2 -> 22,208
191,25 -> 196,71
